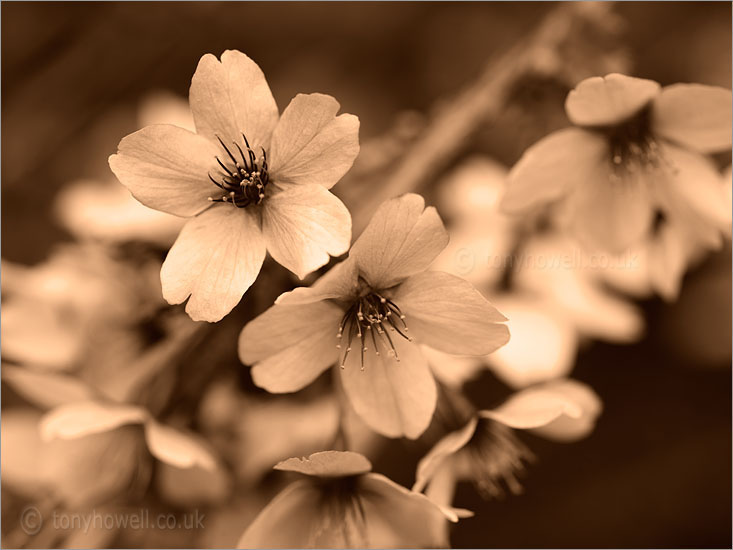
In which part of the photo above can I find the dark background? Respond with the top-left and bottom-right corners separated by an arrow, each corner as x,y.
2,2 -> 731,548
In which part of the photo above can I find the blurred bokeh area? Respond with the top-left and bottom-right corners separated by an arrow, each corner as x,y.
2,2 -> 731,548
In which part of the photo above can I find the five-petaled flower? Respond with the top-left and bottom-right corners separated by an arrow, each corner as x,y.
239,194 -> 510,439
501,73 -> 732,254
237,451 -> 467,548
110,50 -> 360,322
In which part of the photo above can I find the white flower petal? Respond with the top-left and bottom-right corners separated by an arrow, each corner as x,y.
109,124 -> 219,217
485,296 -> 578,389
360,473 -> 463,548
565,73 -> 661,127
189,50 -> 279,148
275,258 -> 359,306
422,346 -> 486,389
2,366 -> 96,409
39,401 -> 148,441
262,184 -> 352,279
143,420 -> 217,471
413,417 -> 478,492
240,301 -> 342,393
349,193 -> 449,289
502,128 -> 607,213
561,166 -> 655,253
339,338 -> 436,439
527,379 -> 603,442
236,480 -> 324,549
392,271 -> 509,356
54,180 -> 185,246
274,451 -> 372,477
269,93 -> 360,188
0,301 -> 82,371
658,143 -> 731,244
161,206 -> 265,322
652,83 -> 732,153
479,382 -> 585,430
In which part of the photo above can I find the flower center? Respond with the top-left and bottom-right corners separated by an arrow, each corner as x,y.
464,419 -> 534,499
603,106 -> 662,178
208,134 -> 270,208
336,290 -> 412,369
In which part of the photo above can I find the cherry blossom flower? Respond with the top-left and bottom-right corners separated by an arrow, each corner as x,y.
502,73 -> 732,254
239,194 -> 510,439
237,451 -> 467,548
413,379 -> 602,501
110,50 -> 360,322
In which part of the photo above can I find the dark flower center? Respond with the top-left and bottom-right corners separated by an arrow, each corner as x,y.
208,134 -> 270,208
602,106 -> 662,178
311,476 -> 368,547
464,419 -> 534,499
336,289 -> 412,369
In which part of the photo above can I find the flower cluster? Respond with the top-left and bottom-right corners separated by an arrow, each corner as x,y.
3,42 -> 729,549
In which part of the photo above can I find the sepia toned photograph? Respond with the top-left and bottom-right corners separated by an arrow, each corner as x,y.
1,1 -> 731,548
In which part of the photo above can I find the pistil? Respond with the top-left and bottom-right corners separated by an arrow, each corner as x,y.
208,134 -> 270,208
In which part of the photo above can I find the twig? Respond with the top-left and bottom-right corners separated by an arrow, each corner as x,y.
342,2 -> 621,234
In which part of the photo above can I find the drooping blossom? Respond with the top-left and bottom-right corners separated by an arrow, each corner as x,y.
239,194 -> 509,439
413,379 -> 602,501
110,50 -> 360,322
237,451 -> 468,548
501,73 -> 732,254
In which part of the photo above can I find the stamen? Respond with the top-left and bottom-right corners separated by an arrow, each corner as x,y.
336,291 -> 412,369
208,133 -> 271,208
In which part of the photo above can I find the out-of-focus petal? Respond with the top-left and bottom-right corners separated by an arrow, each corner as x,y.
501,128 -> 607,213
161,206 -> 265,322
392,271 -> 509,356
652,84 -> 732,153
339,338 -> 436,439
143,420 -> 217,470
359,472 -> 462,548
562,167 -> 654,253
0,301 -> 83,371
274,451 -> 372,477
39,401 -> 148,440
413,418 -> 478,492
269,94 -> 360,189
137,91 -> 195,130
485,296 -> 578,389
189,50 -> 278,148
54,180 -> 185,246
422,346 -> 486,388
109,125 -> 219,217
349,194 -> 449,289
262,184 -> 351,279
2,366 -> 96,409
1,409 -> 48,499
658,143 -> 731,243
479,382 -> 584,429
565,73 -> 660,127
528,379 -> 603,442
275,258 -> 359,306
437,156 -> 508,219
236,480 -> 326,549
239,301 -> 342,392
